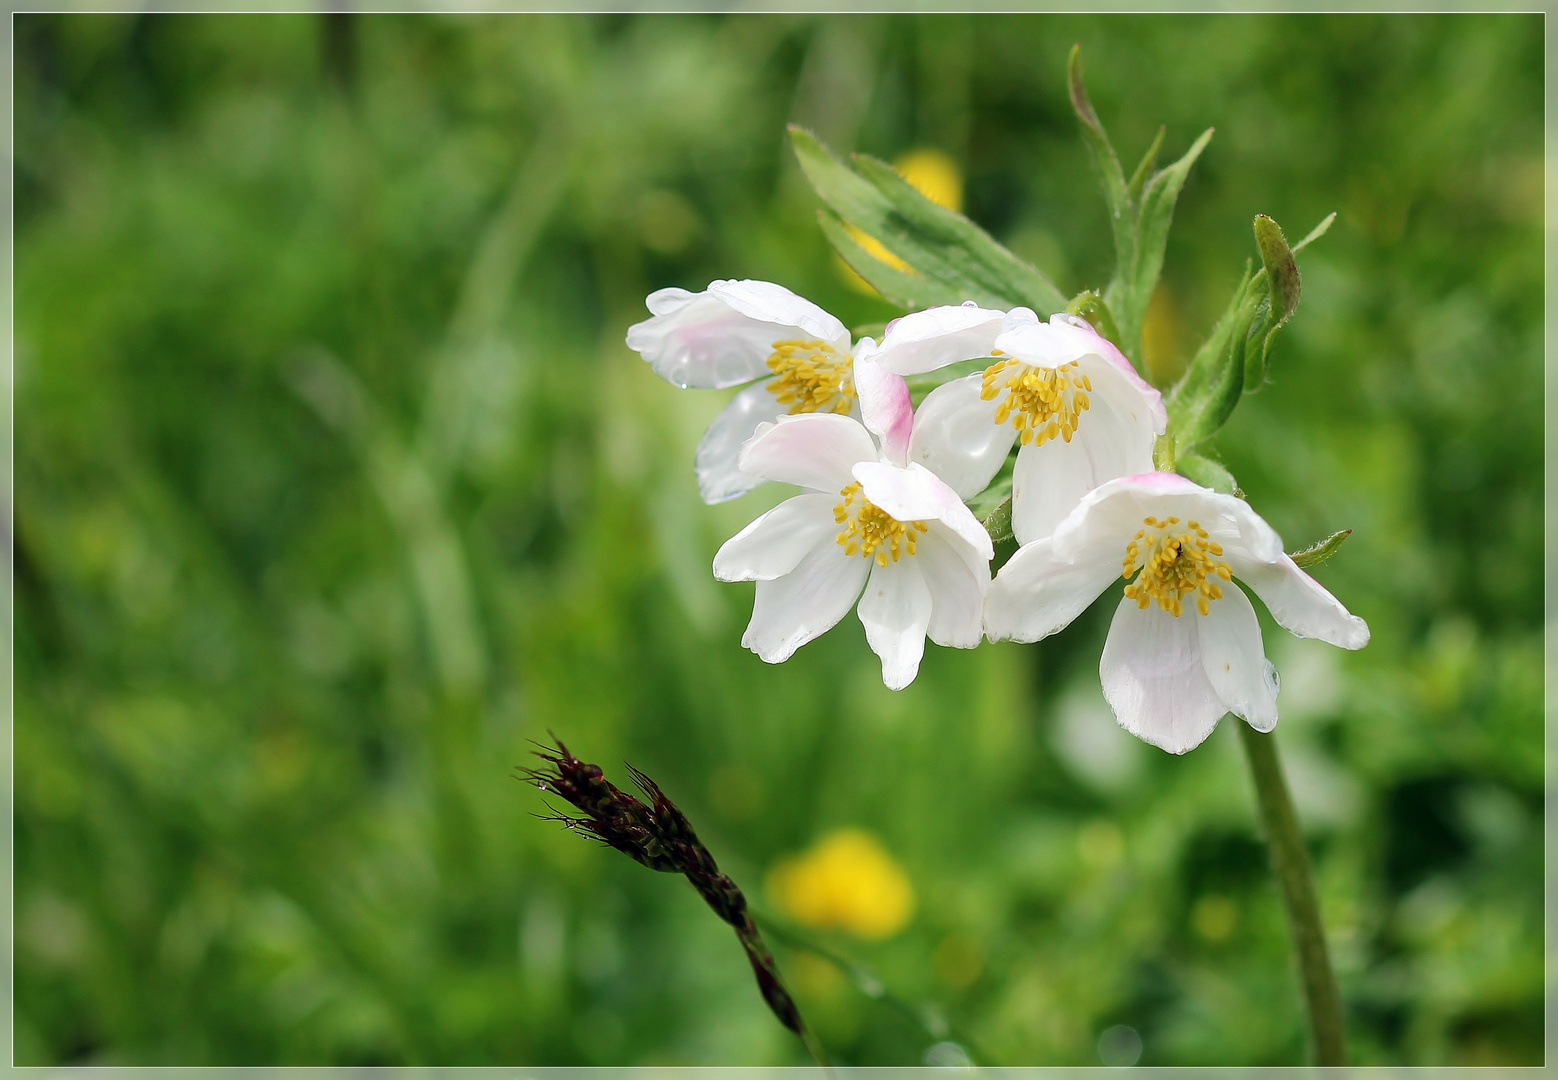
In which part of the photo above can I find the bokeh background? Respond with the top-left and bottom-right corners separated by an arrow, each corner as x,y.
14,12 -> 1543,1067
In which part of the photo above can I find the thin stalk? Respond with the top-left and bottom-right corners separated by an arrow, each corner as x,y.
1237,724 -> 1347,1065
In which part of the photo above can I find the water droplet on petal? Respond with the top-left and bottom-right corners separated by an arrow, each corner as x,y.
1263,659 -> 1281,699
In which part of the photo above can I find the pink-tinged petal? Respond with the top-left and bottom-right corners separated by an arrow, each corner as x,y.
1234,555 -> 1370,650
983,537 -> 1122,643
1099,597 -> 1227,754
857,556 -> 933,690
871,302 -> 1007,376
713,493 -> 840,582
907,375 -> 1014,500
991,314 -> 1167,434
916,526 -> 990,649
626,281 -> 847,390
853,348 -> 913,467
1198,584 -> 1279,732
739,413 -> 876,493
852,461 -> 994,561
1009,378 -> 1159,545
742,539 -> 871,663
707,279 -> 849,344
695,380 -> 787,503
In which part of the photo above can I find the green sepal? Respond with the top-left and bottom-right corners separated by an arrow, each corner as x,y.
1245,214 -> 1300,387
789,125 -> 1068,314
1288,529 -> 1351,569
1176,451 -> 1239,495
1065,290 -> 1125,353
981,496 -> 1014,545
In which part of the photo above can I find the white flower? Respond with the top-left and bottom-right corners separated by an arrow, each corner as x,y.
984,472 -> 1369,754
626,279 -> 856,504
627,280 -> 1000,508
712,355 -> 994,691
871,306 -> 1167,545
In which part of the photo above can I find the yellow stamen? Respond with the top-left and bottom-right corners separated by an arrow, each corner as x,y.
1120,517 -> 1232,617
979,358 -> 1092,446
833,482 -> 928,566
767,339 -> 856,416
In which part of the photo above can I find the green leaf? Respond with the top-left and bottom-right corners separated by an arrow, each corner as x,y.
1065,289 -> 1125,353
1167,211 -> 1333,446
1067,44 -> 1132,275
1126,126 -> 1166,206
1176,452 -> 1238,494
789,125 -> 1067,314
1291,211 -> 1336,253
1069,46 -> 1211,369
1288,529 -> 1351,569
1165,263 -> 1258,447
1108,126 -> 1213,362
816,210 -> 958,310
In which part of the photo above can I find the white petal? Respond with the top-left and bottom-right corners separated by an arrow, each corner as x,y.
695,381 -> 787,503
907,375 -> 1015,500
916,526 -> 990,649
1235,555 -> 1371,650
1099,597 -> 1227,754
742,540 -> 871,663
853,348 -> 913,467
713,493 -> 840,582
1049,472 -> 1242,563
853,461 -> 994,560
706,279 -> 848,344
1010,372 -> 1159,546
871,302 -> 1007,375
738,413 -> 876,493
1198,584 -> 1279,731
983,537 -> 1122,643
626,281 -> 846,390
857,556 -> 933,690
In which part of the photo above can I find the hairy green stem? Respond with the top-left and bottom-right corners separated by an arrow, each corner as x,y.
1237,724 -> 1347,1065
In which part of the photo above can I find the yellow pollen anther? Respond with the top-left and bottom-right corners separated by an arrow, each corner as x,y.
1121,516 -> 1232,617
767,339 -> 856,416
833,482 -> 928,567
979,358 -> 1091,446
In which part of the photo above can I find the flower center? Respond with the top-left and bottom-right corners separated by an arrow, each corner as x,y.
1121,516 -> 1233,617
834,482 -> 928,568
979,358 -> 1091,446
767,339 -> 856,416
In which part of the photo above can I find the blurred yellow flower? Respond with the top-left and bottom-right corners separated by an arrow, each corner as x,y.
766,827 -> 915,939
840,148 -> 964,293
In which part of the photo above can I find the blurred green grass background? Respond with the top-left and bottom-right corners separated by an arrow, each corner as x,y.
14,12 -> 1542,1066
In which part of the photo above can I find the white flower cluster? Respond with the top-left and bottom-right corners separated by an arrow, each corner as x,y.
628,280 -> 1368,753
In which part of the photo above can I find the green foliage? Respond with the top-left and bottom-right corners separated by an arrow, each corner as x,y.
14,12 -> 1542,1070
790,125 -> 1068,314
1068,44 -> 1214,366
